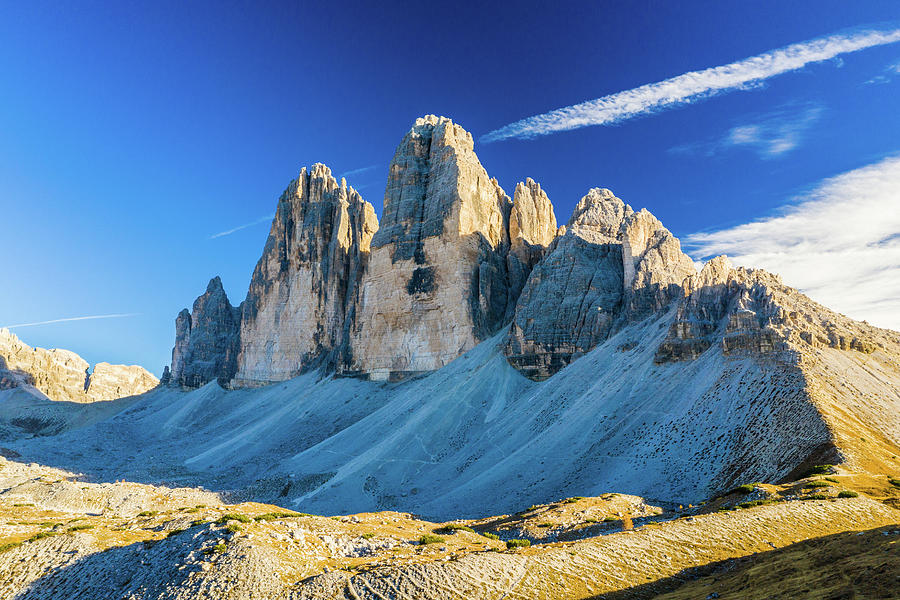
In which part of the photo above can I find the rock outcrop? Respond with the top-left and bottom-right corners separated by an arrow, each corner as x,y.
655,255 -> 881,364
345,116 -> 514,380
169,277 -> 242,388
232,164 -> 378,385
506,178 -> 558,306
504,188 -> 697,379
0,329 -> 157,402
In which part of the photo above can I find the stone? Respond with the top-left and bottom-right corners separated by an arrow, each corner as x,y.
504,188 -> 631,379
0,328 -> 158,402
504,188 -> 698,379
654,255 -> 882,364
170,276 -> 242,388
346,116 -> 513,380
232,164 -> 378,385
620,209 -> 697,317
507,178 -> 558,308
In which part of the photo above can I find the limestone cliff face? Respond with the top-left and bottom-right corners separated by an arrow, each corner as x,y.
507,178 -> 558,307
346,116 -> 514,380
655,255 -> 881,364
169,277 -> 242,388
0,329 -> 157,402
232,164 -> 377,385
504,188 -> 698,379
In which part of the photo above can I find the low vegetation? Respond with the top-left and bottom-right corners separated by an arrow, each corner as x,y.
217,513 -> 251,524
254,510 -> 303,521
804,464 -> 835,477
419,534 -> 445,545
435,523 -> 474,534
506,538 -> 531,549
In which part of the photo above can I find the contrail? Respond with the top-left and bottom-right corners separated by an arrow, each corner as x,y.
4,313 -> 140,329
481,27 -> 900,142
209,214 -> 274,239
342,165 -> 378,178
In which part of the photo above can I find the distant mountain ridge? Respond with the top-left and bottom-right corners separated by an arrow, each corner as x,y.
0,328 -> 158,403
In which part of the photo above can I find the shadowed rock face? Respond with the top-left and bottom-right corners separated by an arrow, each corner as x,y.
504,188 -> 697,380
346,116 -> 517,380
655,255 -> 880,364
169,277 -> 242,388
232,164 -> 377,385
0,329 -> 157,402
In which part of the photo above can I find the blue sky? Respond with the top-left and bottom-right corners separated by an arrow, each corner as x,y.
2,1 -> 899,375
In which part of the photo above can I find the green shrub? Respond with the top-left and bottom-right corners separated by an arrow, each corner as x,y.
804,465 -> 834,477
137,510 -> 158,517
481,532 -> 500,540
185,507 -> 200,513
563,497 -> 584,504
13,503 -> 34,507
537,522 -> 553,528
0,541 -> 24,553
217,513 -> 251,524
825,477 -> 839,483
888,477 -> 900,488
67,524 -> 94,532
734,484 -> 756,494
212,542 -> 227,554
254,510 -> 302,521
803,493 -> 829,500
225,523 -> 242,533
419,534 -> 445,545
837,490 -> 859,498
361,532 -> 375,540
806,481 -> 829,488
190,519 -> 207,527
435,523 -> 475,534
603,516 -> 616,522
27,531 -> 60,542
584,518 -> 598,523
166,528 -> 186,538
506,538 -> 531,549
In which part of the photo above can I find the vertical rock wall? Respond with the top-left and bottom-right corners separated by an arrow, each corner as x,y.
345,116 -> 517,380
169,277 -> 242,388
232,164 -> 378,385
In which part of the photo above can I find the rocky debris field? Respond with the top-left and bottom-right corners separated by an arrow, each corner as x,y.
1,458 -> 898,599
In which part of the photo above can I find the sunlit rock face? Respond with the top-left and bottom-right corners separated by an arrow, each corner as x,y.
232,164 -> 378,386
169,276 -> 242,388
506,178 -> 558,310
0,328 -> 157,402
504,188 -> 697,380
345,116 -> 516,380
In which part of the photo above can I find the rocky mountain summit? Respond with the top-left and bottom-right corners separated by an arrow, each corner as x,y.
167,115 -> 892,391
0,329 -> 157,403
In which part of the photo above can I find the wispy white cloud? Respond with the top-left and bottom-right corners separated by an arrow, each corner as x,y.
209,214 -> 274,239
482,28 -> 900,143
670,104 -> 823,159
684,155 -> 900,331
342,165 -> 378,178
865,58 -> 900,84
3,313 -> 140,329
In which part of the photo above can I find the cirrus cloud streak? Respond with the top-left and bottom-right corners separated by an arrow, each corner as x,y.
482,28 -> 900,142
